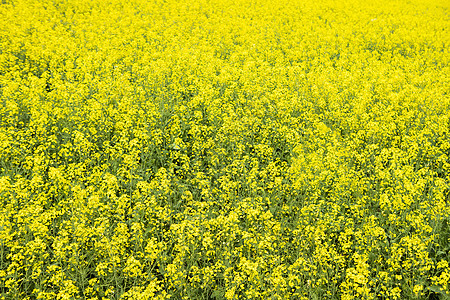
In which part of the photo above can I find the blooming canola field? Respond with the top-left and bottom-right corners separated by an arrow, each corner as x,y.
0,0 -> 449,299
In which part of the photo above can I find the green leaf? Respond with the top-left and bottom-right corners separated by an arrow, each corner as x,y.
428,285 -> 450,300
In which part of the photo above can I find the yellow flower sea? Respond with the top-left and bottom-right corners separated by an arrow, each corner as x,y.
0,0 -> 449,299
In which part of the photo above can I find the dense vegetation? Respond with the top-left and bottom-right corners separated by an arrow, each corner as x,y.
0,0 -> 449,299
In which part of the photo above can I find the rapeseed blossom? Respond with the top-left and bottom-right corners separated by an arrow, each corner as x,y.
0,0 -> 449,299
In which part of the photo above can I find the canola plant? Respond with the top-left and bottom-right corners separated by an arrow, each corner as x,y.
0,0 -> 449,299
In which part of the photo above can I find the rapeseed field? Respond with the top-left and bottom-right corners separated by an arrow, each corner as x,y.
0,0 -> 449,299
